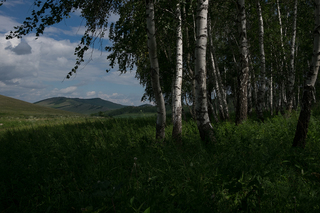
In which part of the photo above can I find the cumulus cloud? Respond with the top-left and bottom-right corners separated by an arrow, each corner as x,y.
103,71 -> 140,86
97,92 -> 144,106
0,15 -> 20,32
86,91 -> 96,96
60,86 -> 77,94
5,40 -> 32,55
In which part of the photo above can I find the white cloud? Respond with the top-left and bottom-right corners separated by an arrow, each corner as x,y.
1,0 -> 25,8
104,71 -> 140,86
97,92 -> 143,106
86,91 -> 96,96
60,86 -> 77,94
0,14 -> 20,33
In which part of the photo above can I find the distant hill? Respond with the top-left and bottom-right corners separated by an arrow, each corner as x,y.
0,94 -> 81,117
34,97 -> 126,115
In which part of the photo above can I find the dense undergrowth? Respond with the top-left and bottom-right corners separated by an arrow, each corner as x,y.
0,114 -> 320,212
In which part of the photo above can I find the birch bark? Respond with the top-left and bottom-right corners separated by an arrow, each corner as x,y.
276,0 -> 287,113
211,43 -> 229,119
172,1 -> 183,142
287,0 -> 298,112
145,0 -> 166,140
194,0 -> 215,142
236,0 -> 249,125
256,0 -> 266,121
293,0 -> 320,148
208,16 -> 225,120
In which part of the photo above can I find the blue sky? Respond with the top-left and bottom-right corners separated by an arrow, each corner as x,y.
0,0 -> 148,106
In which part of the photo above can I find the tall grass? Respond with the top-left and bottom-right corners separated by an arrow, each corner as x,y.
1,115 -> 320,212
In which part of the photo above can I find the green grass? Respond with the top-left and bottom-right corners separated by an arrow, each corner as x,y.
0,116 -> 94,132
1,114 -> 320,212
113,113 -> 156,118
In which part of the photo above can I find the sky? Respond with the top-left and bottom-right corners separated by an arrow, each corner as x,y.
0,0 -> 148,106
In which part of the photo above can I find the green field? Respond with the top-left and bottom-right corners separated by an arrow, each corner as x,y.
1,111 -> 320,212
113,112 -> 156,118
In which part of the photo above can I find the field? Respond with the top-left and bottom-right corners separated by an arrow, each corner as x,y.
1,112 -> 320,212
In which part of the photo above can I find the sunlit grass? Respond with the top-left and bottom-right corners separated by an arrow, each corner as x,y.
0,116 -> 95,132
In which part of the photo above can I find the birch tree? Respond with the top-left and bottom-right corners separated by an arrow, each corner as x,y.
194,0 -> 215,142
292,0 -> 320,148
276,0 -> 288,114
146,0 -> 166,140
172,0 -> 183,142
208,16 -> 225,121
236,0 -> 249,125
256,0 -> 266,121
287,0 -> 298,112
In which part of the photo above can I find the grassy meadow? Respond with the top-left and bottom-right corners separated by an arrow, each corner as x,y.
1,111 -> 320,212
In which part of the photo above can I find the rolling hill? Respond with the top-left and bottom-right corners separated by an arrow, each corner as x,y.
34,97 -> 126,115
0,94 -> 81,117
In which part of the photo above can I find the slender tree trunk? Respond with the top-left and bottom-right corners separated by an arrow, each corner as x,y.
213,47 -> 229,119
247,68 -> 252,115
191,1 -> 197,118
208,16 -> 225,120
222,66 -> 230,118
256,0 -> 266,121
184,2 -> 196,120
207,91 -> 219,123
172,1 -> 183,143
194,0 -> 215,142
145,0 -> 166,140
293,0 -> 320,148
277,0 -> 287,114
270,67 -> 274,116
236,0 -> 249,125
287,0 -> 298,112
248,53 -> 257,112
296,77 -> 300,109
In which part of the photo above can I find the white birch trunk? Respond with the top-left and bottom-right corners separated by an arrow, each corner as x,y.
208,16 -> 225,120
211,45 -> 229,119
172,1 -> 183,142
277,0 -> 287,113
236,0 -> 249,125
293,0 -> 320,148
145,0 -> 166,140
194,0 -> 215,142
287,0 -> 298,112
256,0 -> 266,121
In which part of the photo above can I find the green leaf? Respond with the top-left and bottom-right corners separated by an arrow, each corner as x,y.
130,196 -> 135,205
144,207 -> 151,213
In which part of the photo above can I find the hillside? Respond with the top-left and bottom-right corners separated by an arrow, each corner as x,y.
0,94 -> 81,117
34,97 -> 126,115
